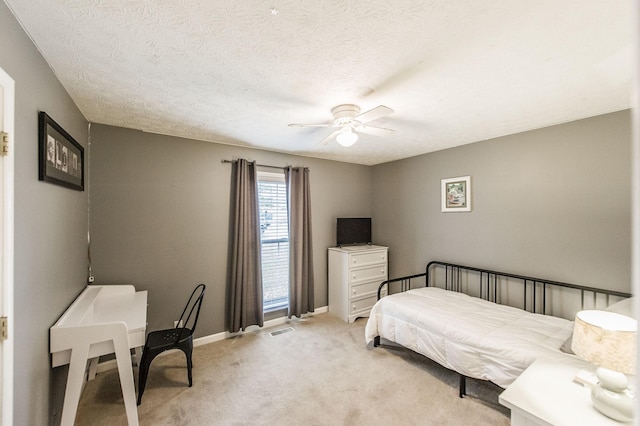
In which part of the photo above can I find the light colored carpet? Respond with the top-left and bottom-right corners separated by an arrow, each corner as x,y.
75,313 -> 510,425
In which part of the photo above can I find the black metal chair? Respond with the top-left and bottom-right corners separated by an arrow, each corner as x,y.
137,283 -> 206,405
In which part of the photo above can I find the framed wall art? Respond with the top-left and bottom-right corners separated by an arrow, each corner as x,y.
441,176 -> 471,212
38,111 -> 84,191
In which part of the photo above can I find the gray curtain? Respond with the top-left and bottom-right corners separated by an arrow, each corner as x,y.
285,166 -> 314,318
228,159 -> 263,332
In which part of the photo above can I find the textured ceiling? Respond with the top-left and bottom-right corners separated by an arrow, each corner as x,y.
5,0 -> 634,165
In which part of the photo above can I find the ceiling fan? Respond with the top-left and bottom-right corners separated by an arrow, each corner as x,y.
288,104 -> 395,147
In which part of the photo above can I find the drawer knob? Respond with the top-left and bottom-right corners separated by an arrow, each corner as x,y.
352,305 -> 356,311
352,289 -> 357,294
352,274 -> 356,279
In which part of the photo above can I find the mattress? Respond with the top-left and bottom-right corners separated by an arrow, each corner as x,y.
365,287 -> 575,387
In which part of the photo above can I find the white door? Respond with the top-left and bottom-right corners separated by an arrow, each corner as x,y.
0,66 -> 15,426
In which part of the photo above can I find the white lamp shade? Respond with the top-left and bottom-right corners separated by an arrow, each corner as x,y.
572,310 -> 637,375
336,128 -> 358,147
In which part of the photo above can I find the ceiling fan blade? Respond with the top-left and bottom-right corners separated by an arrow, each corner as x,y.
288,123 -> 332,127
317,129 -> 340,146
356,124 -> 395,137
355,105 -> 394,124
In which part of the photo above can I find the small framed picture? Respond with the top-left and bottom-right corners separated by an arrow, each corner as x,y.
38,111 -> 84,191
441,176 -> 471,212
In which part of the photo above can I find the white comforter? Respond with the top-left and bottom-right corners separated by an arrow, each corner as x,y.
365,287 -> 574,387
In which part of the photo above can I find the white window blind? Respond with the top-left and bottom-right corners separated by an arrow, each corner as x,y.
257,171 -> 289,311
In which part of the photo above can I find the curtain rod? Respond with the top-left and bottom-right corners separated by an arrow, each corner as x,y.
221,159 -> 288,170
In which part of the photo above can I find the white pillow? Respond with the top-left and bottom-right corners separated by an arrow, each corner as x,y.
560,334 -> 574,354
603,297 -> 636,319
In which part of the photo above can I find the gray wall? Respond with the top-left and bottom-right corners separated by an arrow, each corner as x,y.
0,2 -> 89,425
88,124 -> 372,336
372,111 -> 631,293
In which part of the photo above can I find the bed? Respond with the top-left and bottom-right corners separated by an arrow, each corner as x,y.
365,261 -> 632,396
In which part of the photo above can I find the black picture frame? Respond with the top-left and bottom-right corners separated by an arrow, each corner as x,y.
38,111 -> 84,191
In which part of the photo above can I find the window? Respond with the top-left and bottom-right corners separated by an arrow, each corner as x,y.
257,170 -> 289,312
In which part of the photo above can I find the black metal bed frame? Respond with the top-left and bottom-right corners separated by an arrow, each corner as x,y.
373,260 -> 632,398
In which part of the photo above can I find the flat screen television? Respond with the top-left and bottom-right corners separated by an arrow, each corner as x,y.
336,217 -> 372,246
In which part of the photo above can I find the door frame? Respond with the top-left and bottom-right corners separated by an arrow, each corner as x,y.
0,65 -> 15,426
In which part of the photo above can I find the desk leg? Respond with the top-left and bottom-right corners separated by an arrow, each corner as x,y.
114,336 -> 139,426
87,357 -> 99,380
60,344 -> 90,426
133,346 -> 143,390
134,346 -> 143,367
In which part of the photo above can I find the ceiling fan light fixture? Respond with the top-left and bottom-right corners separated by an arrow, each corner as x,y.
336,128 -> 358,147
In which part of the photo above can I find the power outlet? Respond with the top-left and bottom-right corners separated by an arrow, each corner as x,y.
173,320 -> 183,328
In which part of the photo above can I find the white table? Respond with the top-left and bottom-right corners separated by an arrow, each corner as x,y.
499,357 -> 631,426
50,285 -> 147,426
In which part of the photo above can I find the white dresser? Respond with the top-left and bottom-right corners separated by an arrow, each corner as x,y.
328,245 -> 388,323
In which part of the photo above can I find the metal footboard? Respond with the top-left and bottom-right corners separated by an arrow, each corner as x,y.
373,260 -> 632,397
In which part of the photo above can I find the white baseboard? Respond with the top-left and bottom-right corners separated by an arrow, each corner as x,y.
195,305 -> 329,346
96,306 -> 329,375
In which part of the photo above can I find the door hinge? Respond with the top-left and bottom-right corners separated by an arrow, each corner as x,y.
0,316 -> 7,341
1,131 -> 8,157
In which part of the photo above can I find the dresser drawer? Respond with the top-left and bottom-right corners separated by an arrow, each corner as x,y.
350,294 -> 378,314
349,264 -> 387,284
349,250 -> 387,267
350,280 -> 387,299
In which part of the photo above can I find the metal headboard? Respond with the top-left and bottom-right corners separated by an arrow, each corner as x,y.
378,260 -> 631,319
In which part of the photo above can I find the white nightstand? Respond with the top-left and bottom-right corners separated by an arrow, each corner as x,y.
499,357 -> 631,426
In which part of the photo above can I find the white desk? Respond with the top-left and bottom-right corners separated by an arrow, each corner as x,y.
50,285 -> 147,426
499,357 -> 630,426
